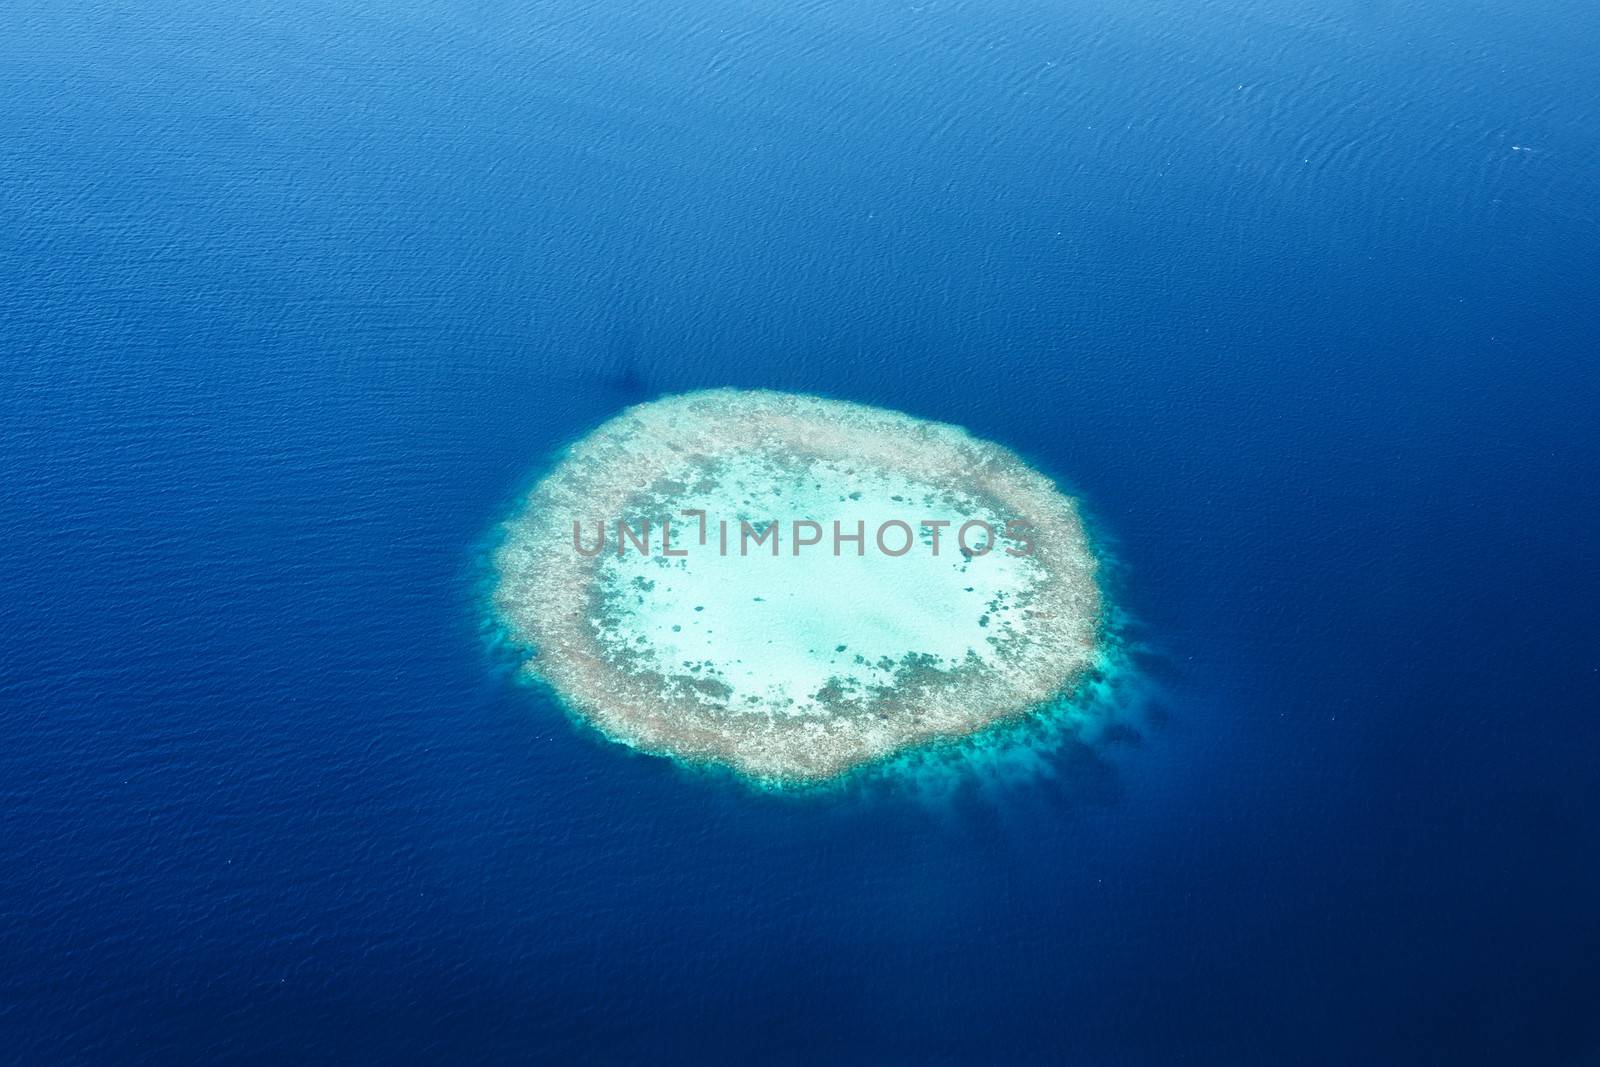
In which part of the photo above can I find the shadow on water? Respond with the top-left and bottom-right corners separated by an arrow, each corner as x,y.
525,317 -> 657,401
596,320 -> 652,399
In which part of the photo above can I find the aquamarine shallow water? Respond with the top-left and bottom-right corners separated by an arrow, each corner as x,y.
2,0 -> 1598,1062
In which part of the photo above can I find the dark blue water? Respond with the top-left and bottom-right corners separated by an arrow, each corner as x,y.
3,0 -> 1598,1062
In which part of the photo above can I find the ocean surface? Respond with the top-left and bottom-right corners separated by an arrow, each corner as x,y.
2,0 -> 1598,1062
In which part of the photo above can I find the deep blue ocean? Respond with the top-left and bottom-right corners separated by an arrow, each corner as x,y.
3,0 -> 1598,1062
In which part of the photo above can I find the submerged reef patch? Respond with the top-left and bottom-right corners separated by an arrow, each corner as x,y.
493,390 -> 1107,786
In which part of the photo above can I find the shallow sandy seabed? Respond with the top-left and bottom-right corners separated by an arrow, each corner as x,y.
493,389 -> 1105,785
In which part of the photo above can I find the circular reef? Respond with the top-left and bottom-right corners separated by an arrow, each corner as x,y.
493,389 -> 1105,785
